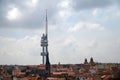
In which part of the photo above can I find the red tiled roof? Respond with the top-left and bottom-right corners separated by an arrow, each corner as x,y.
47,77 -> 57,80
37,64 -> 45,70
118,67 -> 120,71
57,68 -> 68,71
28,65 -> 36,68
19,77 -> 28,80
105,75 -> 112,79
68,71 -> 75,76
52,72 -> 67,75
20,75 -> 40,80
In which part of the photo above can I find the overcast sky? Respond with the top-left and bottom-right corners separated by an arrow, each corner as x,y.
0,0 -> 120,65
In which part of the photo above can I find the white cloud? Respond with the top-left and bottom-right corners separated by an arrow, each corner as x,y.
59,0 -> 69,9
26,0 -> 38,7
68,21 -> 105,32
6,7 -> 22,20
57,0 -> 72,20
0,0 -> 120,64
92,8 -> 98,16
68,22 -> 84,32
0,33 -> 120,64
57,0 -> 71,9
0,35 -> 41,64
63,36 -> 75,46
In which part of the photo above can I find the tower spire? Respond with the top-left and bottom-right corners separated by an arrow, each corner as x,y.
46,9 -> 48,36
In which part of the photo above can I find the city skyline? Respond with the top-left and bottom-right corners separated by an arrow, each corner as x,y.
0,0 -> 120,65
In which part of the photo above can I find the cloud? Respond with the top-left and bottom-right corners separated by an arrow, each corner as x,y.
0,0 -> 60,29
26,0 -> 38,7
71,0 -> 112,11
57,0 -> 71,9
0,35 -> 41,64
92,8 -> 98,16
6,7 -> 22,20
50,33 -> 120,63
0,33 -> 120,64
0,0 -> 120,64
68,21 -> 105,32
0,0 -> 119,29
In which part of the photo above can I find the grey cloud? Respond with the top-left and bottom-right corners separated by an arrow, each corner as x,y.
0,0 -> 59,29
0,0 -> 120,29
114,0 -> 120,6
72,0 -> 113,10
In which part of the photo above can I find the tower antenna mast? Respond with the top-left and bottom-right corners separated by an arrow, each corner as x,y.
41,9 -> 50,77
46,9 -> 48,37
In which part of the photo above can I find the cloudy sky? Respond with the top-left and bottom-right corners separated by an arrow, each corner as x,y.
0,0 -> 120,65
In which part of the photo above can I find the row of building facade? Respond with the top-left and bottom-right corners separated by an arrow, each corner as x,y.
0,58 -> 120,80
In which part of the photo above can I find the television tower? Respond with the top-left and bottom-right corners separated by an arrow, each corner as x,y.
41,10 -> 50,77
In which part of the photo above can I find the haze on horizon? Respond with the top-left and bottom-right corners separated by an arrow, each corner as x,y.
0,0 -> 120,65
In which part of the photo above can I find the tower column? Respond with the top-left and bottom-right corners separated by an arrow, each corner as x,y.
40,10 -> 50,77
